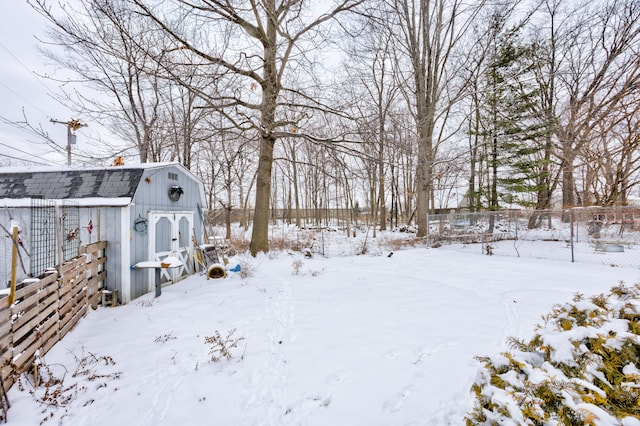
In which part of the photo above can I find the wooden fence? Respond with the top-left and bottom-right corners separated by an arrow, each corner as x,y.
0,241 -> 107,393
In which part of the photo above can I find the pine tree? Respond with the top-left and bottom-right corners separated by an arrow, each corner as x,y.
477,16 -> 555,212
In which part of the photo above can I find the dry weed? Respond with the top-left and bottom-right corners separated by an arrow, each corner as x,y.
204,329 -> 245,362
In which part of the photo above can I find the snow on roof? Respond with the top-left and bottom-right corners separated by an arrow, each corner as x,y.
433,187 -> 467,210
0,197 -> 132,208
0,161 -> 181,174
0,161 -> 205,205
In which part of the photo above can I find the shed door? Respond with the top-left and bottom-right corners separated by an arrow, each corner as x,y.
148,211 -> 194,291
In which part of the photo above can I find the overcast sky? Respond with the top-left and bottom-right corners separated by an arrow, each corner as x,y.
0,1 -> 111,167
1,2 -> 64,165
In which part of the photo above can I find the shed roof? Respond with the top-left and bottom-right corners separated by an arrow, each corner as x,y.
0,168 -> 144,199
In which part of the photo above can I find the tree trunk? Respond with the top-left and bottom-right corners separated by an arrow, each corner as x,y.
415,104 -> 435,237
249,1 -> 279,256
290,145 -> 302,228
225,168 -> 232,240
250,135 -> 276,255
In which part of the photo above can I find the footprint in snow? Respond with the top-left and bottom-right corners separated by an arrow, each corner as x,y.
383,383 -> 419,414
325,370 -> 349,385
384,351 -> 398,360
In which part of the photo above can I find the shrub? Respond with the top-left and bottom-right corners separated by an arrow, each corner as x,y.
224,235 -> 250,257
291,259 -> 304,275
232,255 -> 253,279
466,283 -> 640,425
15,348 -> 121,424
204,328 -> 245,362
385,236 -> 424,251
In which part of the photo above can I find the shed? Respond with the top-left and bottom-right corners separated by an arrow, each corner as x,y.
0,162 -> 207,304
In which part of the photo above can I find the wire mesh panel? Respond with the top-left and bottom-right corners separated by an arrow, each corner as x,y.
570,207 -> 640,267
61,202 -> 80,262
31,199 -> 56,277
427,208 -> 640,268
426,211 -> 522,246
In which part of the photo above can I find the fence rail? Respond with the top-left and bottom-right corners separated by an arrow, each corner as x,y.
0,241 -> 106,394
426,207 -> 640,268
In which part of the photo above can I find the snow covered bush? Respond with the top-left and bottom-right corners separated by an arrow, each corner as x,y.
466,283 -> 640,425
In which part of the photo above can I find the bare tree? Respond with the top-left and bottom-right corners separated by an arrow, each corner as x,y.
159,74 -> 214,169
580,98 -> 640,206
342,18 -> 400,235
126,0 -> 363,255
217,127 -> 254,239
32,0 -> 175,163
281,139 -> 302,227
382,0 -> 484,237
389,110 -> 418,226
537,0 -> 640,213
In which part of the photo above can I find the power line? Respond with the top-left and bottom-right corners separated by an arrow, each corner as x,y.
0,41 -> 71,137
0,80 -> 50,117
0,152 -> 53,166
0,114 -> 127,165
0,140 -> 54,159
0,115 -> 66,152
0,41 -> 58,94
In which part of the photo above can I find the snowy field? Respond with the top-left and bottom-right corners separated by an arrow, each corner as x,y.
438,239 -> 640,268
5,241 -> 640,425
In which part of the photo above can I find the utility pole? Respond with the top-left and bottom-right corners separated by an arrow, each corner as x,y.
50,118 -> 87,166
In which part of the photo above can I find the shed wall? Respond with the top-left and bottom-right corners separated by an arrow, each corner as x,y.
0,163 -> 207,302
0,205 -> 124,297
127,165 -> 206,298
91,207 -> 124,297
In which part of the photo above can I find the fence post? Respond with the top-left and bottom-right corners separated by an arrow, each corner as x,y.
426,213 -> 429,247
55,204 -> 63,270
8,225 -> 18,305
570,209 -> 575,263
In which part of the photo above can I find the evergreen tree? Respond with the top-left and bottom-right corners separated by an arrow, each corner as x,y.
475,11 -> 555,212
495,40 -> 554,209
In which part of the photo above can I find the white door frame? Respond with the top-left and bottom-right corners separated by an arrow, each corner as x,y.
147,211 -> 194,293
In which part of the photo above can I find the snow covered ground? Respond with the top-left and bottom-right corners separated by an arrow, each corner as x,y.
5,241 -> 640,425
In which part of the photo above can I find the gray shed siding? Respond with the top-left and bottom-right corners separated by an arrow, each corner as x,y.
0,163 -> 207,303
76,205 -> 127,300
94,207 -> 126,298
0,204 -> 125,295
126,165 -> 206,298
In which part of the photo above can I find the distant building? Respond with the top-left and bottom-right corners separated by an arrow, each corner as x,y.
433,187 -> 470,214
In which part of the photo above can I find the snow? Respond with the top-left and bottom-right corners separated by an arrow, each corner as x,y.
4,242 -> 640,425
0,197 -> 133,208
133,257 -> 184,269
0,161 -> 178,174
